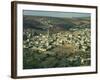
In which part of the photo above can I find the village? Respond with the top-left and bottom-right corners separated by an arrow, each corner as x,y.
23,28 -> 90,53
23,27 -> 91,68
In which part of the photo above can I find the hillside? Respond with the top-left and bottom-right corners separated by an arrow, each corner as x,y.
23,15 -> 90,33
23,15 -> 91,69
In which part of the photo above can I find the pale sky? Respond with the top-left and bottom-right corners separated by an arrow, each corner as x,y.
23,10 -> 90,18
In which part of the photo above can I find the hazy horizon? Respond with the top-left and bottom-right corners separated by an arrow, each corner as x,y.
23,10 -> 90,18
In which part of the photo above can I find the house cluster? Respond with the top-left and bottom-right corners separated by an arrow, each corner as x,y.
23,28 -> 90,53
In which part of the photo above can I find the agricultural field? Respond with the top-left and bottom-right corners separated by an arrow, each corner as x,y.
23,15 -> 91,69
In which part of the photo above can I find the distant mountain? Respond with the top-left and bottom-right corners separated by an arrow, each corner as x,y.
23,15 -> 90,32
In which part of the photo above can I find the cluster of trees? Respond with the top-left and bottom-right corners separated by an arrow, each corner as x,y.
23,48 -> 84,69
